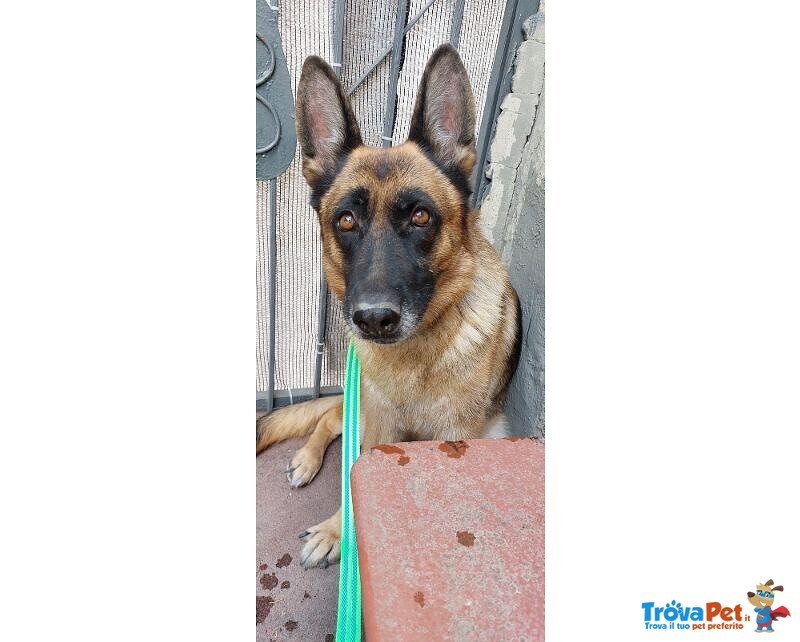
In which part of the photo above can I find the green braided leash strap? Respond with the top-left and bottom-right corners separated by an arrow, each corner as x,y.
336,341 -> 362,641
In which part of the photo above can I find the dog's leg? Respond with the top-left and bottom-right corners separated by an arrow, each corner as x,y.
286,401 -> 343,488
297,412 -> 402,569
257,394 -> 342,454
299,506 -> 342,569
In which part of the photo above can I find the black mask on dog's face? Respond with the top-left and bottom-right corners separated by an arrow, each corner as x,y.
295,45 -> 477,344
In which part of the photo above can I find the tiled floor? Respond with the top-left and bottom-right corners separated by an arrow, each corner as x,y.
256,429 -> 341,642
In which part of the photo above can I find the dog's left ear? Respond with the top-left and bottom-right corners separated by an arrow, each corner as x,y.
407,44 -> 476,192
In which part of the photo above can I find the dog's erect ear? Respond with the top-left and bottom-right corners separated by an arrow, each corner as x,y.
766,579 -> 774,586
407,44 -> 476,193
295,56 -> 362,194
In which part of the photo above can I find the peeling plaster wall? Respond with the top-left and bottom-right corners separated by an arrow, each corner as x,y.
480,12 -> 545,438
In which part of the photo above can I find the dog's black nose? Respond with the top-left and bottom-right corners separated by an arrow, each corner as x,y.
352,307 -> 401,336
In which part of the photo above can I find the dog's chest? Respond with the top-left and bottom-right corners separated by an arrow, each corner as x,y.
361,363 -> 485,439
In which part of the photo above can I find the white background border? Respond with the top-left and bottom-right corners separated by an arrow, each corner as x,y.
548,2 -> 799,640
1,1 -> 798,640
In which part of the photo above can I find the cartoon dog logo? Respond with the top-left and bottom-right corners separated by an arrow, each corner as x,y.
747,579 -> 791,632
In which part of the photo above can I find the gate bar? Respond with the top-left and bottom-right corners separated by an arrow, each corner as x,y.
311,0 -> 348,399
266,176 -> 278,411
381,0 -> 410,147
347,0 -> 434,97
257,385 -> 342,411
450,0 -> 465,47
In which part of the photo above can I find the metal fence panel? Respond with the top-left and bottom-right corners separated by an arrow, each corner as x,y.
257,0 -> 526,409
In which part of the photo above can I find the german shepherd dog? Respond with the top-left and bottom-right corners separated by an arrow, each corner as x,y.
256,44 -> 521,569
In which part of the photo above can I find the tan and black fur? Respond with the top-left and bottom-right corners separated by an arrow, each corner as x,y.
257,44 -> 521,569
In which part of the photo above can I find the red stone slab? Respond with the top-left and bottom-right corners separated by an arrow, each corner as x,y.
351,438 -> 544,641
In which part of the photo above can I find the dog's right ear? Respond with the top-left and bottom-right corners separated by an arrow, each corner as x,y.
295,56 -> 362,198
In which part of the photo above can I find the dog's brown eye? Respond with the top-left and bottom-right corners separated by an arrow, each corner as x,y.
411,209 -> 430,227
338,211 -> 356,231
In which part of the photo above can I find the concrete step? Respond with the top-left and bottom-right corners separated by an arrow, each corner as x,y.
351,437 -> 545,641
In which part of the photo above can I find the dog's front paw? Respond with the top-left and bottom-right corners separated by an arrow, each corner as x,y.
298,513 -> 341,569
286,445 -> 323,488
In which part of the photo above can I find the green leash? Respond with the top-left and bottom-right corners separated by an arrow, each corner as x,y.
336,341 -> 362,641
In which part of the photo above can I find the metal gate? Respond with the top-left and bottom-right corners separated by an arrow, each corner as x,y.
257,0 -> 539,411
